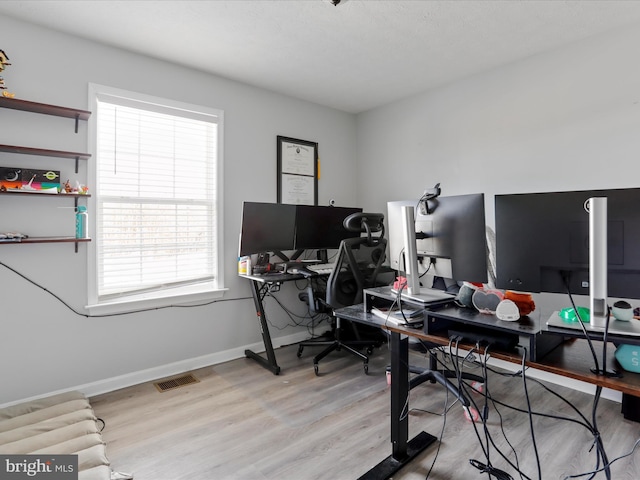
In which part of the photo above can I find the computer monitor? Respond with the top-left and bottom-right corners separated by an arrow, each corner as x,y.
238,201 -> 297,256
494,187 -> 640,299
294,205 -> 363,250
387,193 -> 488,286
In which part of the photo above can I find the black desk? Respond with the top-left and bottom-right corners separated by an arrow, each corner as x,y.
334,303 -> 436,480
363,286 -> 564,362
335,293 -> 640,480
240,268 -> 394,375
240,271 -> 321,375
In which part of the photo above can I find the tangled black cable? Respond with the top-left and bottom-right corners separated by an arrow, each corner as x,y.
454,341 -> 534,480
469,459 -> 514,480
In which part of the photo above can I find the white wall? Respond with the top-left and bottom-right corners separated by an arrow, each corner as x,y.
356,22 -> 640,320
5,15 -> 640,406
0,16 -> 358,405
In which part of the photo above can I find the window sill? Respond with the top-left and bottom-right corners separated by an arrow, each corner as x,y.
86,284 -> 228,316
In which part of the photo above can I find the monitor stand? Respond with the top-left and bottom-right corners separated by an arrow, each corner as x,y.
392,287 -> 455,305
317,248 -> 328,264
547,311 -> 640,338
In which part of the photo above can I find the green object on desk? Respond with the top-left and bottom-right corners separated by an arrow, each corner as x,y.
558,306 -> 590,323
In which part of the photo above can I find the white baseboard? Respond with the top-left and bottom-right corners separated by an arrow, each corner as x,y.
2,331 -> 623,408
0,331 -> 311,409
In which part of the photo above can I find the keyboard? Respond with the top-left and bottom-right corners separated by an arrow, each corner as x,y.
306,263 -> 335,275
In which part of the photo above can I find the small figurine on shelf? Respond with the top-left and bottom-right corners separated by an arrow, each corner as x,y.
60,179 -> 89,195
0,49 -> 15,98
75,180 -> 89,195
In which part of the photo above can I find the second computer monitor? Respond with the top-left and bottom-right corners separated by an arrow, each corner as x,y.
238,201 -> 297,256
387,193 -> 488,284
495,187 -> 640,299
294,205 -> 363,250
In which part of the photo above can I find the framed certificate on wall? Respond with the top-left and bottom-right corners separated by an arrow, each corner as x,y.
277,136 -> 318,205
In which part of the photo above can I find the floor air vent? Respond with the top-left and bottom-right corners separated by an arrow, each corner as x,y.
154,373 -> 200,392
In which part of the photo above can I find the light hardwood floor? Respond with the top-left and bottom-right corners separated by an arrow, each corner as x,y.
91,343 -> 640,480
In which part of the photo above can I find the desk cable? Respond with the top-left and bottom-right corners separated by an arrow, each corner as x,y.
444,340 -> 542,480
399,339 -> 470,480
424,387 -> 450,480
561,437 -> 640,480
263,279 -> 331,332
459,342 -> 525,480
0,260 -> 250,317
415,339 -> 573,480
561,273 -> 602,375
460,343 -> 640,480
519,348 -> 542,480
478,359 -> 631,480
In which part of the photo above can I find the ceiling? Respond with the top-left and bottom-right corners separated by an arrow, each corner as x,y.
2,0 -> 640,113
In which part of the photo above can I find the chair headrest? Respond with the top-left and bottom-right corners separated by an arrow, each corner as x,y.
343,212 -> 385,238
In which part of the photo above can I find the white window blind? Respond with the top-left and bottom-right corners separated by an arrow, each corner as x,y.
95,95 -> 219,301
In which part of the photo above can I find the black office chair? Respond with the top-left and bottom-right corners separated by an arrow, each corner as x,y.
297,212 -> 388,375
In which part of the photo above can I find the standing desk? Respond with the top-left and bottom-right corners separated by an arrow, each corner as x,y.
334,288 -> 640,480
240,271 -> 325,375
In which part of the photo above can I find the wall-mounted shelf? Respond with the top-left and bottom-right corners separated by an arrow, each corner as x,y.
0,97 -> 91,132
0,191 -> 91,198
0,236 -> 91,252
0,190 -> 91,207
0,237 -> 91,245
0,144 -> 91,173
0,97 -> 92,252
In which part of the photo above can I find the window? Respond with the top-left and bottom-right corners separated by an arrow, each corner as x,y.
87,85 -> 224,313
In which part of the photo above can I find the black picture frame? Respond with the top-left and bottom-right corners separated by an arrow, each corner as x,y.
277,135 -> 318,205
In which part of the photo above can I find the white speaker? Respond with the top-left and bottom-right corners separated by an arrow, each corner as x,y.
496,299 -> 520,321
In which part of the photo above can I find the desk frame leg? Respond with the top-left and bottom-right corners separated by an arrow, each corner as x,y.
358,331 -> 436,480
244,280 -> 281,375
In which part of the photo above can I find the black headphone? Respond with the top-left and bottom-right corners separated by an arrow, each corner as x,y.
418,183 -> 441,215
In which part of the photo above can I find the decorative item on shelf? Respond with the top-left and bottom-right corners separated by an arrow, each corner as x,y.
495,299 -> 521,321
612,300 -> 634,321
454,281 -> 482,309
60,179 -> 89,194
615,344 -> 640,373
504,290 -> 536,316
0,49 -> 15,98
0,166 -> 20,190
238,255 -> 252,275
0,232 -> 28,242
75,180 -> 89,195
472,287 -> 504,314
75,205 -> 88,239
0,166 -> 61,193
